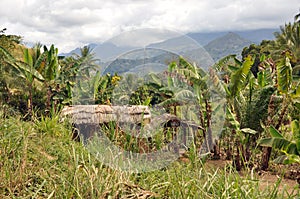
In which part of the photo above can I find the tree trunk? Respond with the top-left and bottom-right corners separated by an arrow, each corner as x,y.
225,146 -> 232,160
28,83 -> 33,119
205,99 -> 213,152
260,94 -> 276,170
261,147 -> 272,170
212,140 -> 220,160
233,143 -> 241,171
245,143 -> 251,162
46,85 -> 52,116
275,100 -> 288,129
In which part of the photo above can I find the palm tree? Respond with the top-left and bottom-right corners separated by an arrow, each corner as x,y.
273,14 -> 300,75
73,46 -> 99,77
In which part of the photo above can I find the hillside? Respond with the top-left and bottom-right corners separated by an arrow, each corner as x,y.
60,29 -> 277,74
102,33 -> 253,74
204,32 -> 252,61
187,28 -> 277,46
103,50 -> 179,75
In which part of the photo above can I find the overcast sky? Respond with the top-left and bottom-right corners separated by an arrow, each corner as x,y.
1,0 -> 299,52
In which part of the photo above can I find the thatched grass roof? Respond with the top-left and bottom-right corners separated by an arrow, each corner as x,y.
61,105 -> 151,124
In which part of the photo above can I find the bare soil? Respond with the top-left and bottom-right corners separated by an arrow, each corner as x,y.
205,159 -> 299,196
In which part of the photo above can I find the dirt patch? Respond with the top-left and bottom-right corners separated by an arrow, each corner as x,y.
205,159 -> 299,195
258,171 -> 299,196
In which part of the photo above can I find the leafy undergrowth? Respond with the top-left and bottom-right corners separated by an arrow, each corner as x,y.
0,115 -> 299,198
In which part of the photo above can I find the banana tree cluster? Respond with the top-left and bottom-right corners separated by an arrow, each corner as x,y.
214,50 -> 300,169
0,44 -> 74,117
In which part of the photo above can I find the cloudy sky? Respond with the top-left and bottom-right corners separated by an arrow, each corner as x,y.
1,0 -> 299,53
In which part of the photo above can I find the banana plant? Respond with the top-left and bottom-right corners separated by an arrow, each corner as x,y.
273,17 -> 300,75
0,44 -> 64,116
157,59 -> 194,116
212,55 -> 261,168
259,51 -> 300,170
0,45 -> 45,116
164,57 -> 227,154
213,54 -> 254,122
273,52 -> 300,129
259,122 -> 300,164
39,45 -> 61,114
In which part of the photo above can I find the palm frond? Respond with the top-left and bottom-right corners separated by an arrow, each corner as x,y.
229,56 -> 253,97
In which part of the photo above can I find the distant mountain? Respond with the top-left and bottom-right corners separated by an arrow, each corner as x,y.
92,43 -> 135,62
187,32 -> 227,46
103,49 -> 180,75
187,28 -> 277,46
60,28 -> 278,74
147,35 -> 199,52
59,43 -> 98,57
59,42 -> 136,63
235,28 -> 277,43
204,32 -> 252,61
103,32 -> 253,74
60,28 -> 277,58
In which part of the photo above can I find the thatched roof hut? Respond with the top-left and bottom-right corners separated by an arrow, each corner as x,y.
61,105 -> 151,124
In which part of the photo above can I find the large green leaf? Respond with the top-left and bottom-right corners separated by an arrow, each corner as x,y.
229,56 -> 253,97
273,138 -> 298,155
259,125 -> 299,156
174,89 -> 195,102
240,128 -> 257,135
167,62 -> 177,87
179,68 -> 199,80
23,48 -> 33,67
273,154 -> 300,164
258,137 -> 273,147
44,44 -> 60,81
209,68 -> 227,98
93,71 -> 103,100
291,120 -> 300,152
297,139 -> 300,155
259,137 -> 299,155
228,65 -> 240,72
4,47 -> 45,82
291,120 -> 300,137
269,125 -> 283,138
226,106 -> 240,130
213,54 -> 236,71
291,82 -> 300,102
17,62 -> 45,82
0,45 -> 16,63
179,57 -> 197,74
34,51 -> 47,72
148,73 -> 162,87
257,67 -> 273,88
158,98 -> 180,107
277,55 -> 292,93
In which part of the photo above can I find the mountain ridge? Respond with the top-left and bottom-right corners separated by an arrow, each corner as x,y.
60,28 -> 277,58
60,28 -> 278,74
204,32 -> 252,61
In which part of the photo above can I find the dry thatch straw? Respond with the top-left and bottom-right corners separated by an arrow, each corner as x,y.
61,105 -> 151,124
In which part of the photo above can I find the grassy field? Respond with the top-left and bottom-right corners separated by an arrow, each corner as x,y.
0,113 -> 299,198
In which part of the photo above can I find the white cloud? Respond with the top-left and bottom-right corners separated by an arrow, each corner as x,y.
0,0 -> 299,52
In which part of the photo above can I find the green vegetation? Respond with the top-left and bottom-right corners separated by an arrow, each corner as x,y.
0,14 -> 300,198
0,114 -> 298,198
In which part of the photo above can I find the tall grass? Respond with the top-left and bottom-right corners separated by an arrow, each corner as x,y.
0,112 -> 298,198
